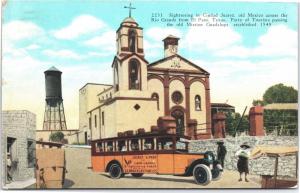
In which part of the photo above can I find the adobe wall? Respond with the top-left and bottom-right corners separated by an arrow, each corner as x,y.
189,135 -> 298,178
2,110 -> 36,186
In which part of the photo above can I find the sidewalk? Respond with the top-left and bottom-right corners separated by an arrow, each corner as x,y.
3,178 -> 36,189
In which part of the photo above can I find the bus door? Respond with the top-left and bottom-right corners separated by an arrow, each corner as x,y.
157,137 -> 174,174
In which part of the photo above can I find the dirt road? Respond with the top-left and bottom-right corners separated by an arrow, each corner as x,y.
63,147 -> 261,189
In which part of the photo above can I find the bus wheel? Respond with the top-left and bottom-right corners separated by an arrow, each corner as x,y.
109,164 -> 123,179
193,164 -> 212,185
131,173 -> 143,177
211,164 -> 222,181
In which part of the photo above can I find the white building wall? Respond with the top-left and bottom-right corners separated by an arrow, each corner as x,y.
79,84 -> 111,143
90,110 -> 101,140
90,97 -> 160,138
102,103 -> 116,138
147,78 -> 165,115
189,81 -> 207,133
115,100 -> 159,134
90,102 -> 117,140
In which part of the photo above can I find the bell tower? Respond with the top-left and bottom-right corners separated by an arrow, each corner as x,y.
163,35 -> 179,58
116,3 -> 144,57
116,17 -> 144,56
113,3 -> 148,94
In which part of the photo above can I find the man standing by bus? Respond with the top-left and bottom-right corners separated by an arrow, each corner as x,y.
217,141 -> 227,168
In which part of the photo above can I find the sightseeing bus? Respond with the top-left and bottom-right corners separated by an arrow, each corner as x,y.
91,132 -> 222,185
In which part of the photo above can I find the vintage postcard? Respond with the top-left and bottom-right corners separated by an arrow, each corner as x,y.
1,0 -> 299,190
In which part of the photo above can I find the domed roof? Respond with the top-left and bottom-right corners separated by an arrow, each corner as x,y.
121,17 -> 138,27
122,17 -> 137,23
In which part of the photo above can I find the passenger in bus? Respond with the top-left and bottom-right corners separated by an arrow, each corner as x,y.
97,146 -> 103,152
164,142 -> 173,150
97,143 -> 103,152
107,145 -> 113,152
144,143 -> 153,150
131,142 -> 139,151
121,145 -> 127,151
158,143 -> 162,150
144,139 -> 154,150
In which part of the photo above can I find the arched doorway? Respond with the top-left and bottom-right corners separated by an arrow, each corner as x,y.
171,109 -> 185,136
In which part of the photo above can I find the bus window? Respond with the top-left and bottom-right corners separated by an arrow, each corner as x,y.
130,139 -> 139,151
143,138 -> 154,150
176,141 -> 187,151
118,140 -> 126,152
96,142 -> 103,152
164,142 -> 173,150
157,137 -> 173,150
106,141 -> 114,152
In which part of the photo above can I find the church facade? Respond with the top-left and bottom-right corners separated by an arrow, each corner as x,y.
79,16 -> 212,142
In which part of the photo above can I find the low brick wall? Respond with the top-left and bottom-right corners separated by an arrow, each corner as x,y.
189,136 -> 298,178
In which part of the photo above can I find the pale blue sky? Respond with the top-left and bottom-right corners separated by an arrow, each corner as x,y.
2,0 -> 298,129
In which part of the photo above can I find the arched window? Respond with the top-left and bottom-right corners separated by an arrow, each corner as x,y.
151,93 -> 159,110
115,65 -> 119,91
129,59 -> 140,90
195,95 -> 201,111
128,29 -> 137,52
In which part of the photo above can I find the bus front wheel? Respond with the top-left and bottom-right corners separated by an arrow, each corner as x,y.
109,164 -> 123,179
193,164 -> 212,185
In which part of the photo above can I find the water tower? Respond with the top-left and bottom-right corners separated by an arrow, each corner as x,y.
43,66 -> 67,130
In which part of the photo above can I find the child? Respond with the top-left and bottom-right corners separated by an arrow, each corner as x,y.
235,142 -> 251,182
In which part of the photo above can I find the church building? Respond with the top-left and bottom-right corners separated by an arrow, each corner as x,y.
79,14 -> 212,143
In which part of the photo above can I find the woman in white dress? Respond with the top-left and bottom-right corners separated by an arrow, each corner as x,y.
235,142 -> 251,182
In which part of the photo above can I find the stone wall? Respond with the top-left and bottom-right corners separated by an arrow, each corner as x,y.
189,135 -> 298,178
2,110 -> 36,186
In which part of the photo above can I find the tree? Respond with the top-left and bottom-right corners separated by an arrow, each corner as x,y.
263,83 -> 297,104
264,109 -> 298,136
252,99 -> 266,106
225,113 -> 236,136
252,83 -> 298,136
49,131 -> 64,142
225,113 -> 249,136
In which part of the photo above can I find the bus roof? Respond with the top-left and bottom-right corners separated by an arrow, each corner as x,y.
91,133 -> 191,142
